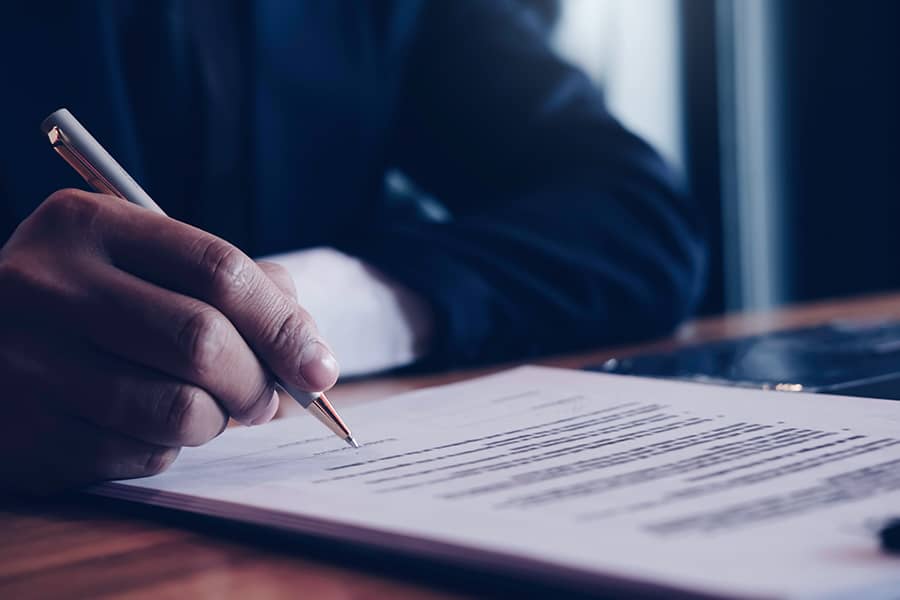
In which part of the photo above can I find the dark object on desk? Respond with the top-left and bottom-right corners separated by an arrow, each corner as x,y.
591,319 -> 900,400
880,518 -> 900,554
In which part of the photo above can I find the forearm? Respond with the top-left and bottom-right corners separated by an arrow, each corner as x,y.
342,177 -> 705,369
260,247 -> 434,377
362,0 -> 705,367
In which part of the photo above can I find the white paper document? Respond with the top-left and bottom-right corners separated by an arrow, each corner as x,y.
93,367 -> 900,599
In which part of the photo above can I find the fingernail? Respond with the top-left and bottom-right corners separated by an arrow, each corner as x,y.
298,340 -> 340,391
250,389 -> 280,426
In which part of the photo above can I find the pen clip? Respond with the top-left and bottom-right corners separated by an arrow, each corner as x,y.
46,125 -> 123,199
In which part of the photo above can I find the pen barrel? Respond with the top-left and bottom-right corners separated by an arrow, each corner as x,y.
278,382 -> 318,408
41,108 -> 164,214
277,382 -> 353,440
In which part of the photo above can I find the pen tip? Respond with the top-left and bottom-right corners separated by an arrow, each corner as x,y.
346,435 -> 361,449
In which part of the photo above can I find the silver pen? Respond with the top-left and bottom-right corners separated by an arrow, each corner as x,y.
40,108 -> 359,449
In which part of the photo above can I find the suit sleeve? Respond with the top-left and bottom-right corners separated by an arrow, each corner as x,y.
340,0 -> 707,368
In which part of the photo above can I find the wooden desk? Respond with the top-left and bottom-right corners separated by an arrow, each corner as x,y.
3,292 -> 899,599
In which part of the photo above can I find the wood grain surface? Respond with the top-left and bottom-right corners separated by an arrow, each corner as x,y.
3,292 -> 899,599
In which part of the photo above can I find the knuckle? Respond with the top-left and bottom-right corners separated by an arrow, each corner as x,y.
178,307 -> 229,378
0,255 -> 71,310
198,239 -> 254,302
40,188 -> 105,230
269,307 -> 316,358
0,260 -> 30,292
165,384 -> 203,442
233,384 -> 274,423
42,188 -> 81,214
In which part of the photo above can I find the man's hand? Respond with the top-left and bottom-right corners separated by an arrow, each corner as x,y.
0,189 -> 339,494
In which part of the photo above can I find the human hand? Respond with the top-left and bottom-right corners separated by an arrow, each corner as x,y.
0,189 -> 339,494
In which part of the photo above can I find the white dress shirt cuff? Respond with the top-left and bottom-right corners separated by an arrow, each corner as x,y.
259,247 -> 433,377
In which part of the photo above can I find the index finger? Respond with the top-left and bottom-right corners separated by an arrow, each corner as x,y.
101,201 -> 340,393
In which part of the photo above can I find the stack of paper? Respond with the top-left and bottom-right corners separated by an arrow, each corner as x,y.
93,367 -> 900,599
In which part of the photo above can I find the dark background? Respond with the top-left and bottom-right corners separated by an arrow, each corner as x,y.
682,0 -> 900,314
778,1 -> 900,304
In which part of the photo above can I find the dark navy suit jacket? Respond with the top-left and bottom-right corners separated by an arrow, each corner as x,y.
0,0 -> 705,367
